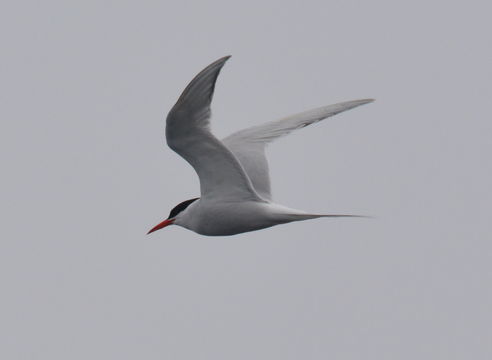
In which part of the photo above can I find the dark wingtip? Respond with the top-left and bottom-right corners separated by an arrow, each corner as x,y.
212,55 -> 231,66
216,56 -> 231,68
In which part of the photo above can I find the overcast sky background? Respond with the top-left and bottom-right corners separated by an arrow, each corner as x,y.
1,1 -> 491,359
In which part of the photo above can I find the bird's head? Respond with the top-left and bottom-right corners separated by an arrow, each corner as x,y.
147,198 -> 199,234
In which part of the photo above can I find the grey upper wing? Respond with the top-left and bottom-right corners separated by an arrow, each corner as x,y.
166,56 -> 260,201
222,99 -> 374,200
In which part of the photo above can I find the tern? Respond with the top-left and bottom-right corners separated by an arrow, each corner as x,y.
148,56 -> 373,236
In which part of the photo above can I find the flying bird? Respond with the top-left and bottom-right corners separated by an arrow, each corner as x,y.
148,56 -> 373,236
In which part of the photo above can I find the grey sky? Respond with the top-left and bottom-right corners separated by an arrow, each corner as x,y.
1,0 -> 491,359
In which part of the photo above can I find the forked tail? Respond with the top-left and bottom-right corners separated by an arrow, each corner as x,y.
290,213 -> 370,221
267,203 -> 369,223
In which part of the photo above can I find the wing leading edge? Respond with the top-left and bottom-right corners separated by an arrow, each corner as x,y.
166,56 -> 261,201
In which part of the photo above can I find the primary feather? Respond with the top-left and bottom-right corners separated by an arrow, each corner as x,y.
222,99 -> 374,199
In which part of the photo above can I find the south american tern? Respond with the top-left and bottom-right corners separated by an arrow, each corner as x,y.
148,56 -> 373,236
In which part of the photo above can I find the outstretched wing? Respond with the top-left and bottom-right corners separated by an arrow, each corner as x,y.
166,56 -> 260,201
222,99 -> 374,199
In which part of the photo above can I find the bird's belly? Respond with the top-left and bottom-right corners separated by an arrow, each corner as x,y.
185,201 -> 278,236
